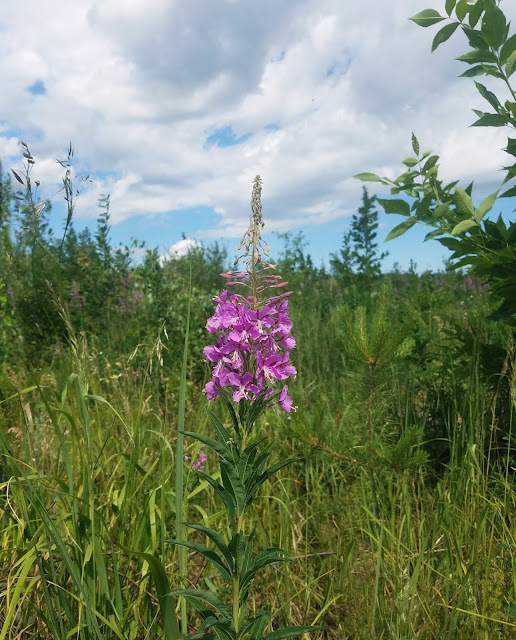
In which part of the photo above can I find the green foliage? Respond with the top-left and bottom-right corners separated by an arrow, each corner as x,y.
359,0 -> 516,324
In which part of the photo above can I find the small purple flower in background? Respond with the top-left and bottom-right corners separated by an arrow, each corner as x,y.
203,176 -> 297,414
184,450 -> 207,473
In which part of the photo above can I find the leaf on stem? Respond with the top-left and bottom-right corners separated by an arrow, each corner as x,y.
385,218 -> 417,241
432,21 -> 459,51
451,219 -> 478,235
410,9 -> 446,27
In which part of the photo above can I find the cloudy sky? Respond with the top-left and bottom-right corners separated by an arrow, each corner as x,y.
1,0 -> 515,270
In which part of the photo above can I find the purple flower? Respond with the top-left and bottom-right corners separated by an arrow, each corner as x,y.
278,385 -> 296,413
203,176 -> 296,413
185,450 -> 208,473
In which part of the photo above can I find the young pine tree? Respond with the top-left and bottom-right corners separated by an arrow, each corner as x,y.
331,186 -> 388,281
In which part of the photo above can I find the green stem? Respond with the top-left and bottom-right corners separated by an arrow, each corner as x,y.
233,576 -> 240,633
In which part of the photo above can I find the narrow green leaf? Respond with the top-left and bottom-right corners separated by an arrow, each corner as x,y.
376,198 -> 411,216
169,540 -> 232,582
263,626 -> 325,639
180,430 -> 232,460
451,219 -> 478,235
385,218 -> 417,241
247,458 -> 300,504
353,172 -> 386,183
456,49 -> 497,64
169,589 -> 232,620
183,522 -> 234,570
454,187 -> 475,216
206,410 -> 234,450
220,462 -> 246,512
424,229 -> 445,242
432,21 -> 459,51
130,551 -> 180,640
474,81 -> 501,110
228,532 -> 246,574
240,611 -> 271,640
500,185 -> 516,198
197,471 -> 237,532
410,9 -> 446,27
474,190 -> 499,222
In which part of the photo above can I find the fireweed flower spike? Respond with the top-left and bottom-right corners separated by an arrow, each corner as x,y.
169,177 -> 320,640
202,176 -> 298,423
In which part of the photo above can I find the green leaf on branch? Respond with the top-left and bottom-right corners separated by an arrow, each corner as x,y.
481,3 -> 506,49
468,0 -> 485,28
462,26 -> 489,50
354,172 -> 388,183
505,101 -> 516,119
411,132 -> 420,156
460,64 -> 499,78
424,229 -> 445,242
169,589 -> 232,620
220,462 -> 246,513
431,203 -> 452,223
402,157 -> 419,167
451,219 -> 478,235
471,113 -> 509,127
506,50 -> 516,77
206,411 -> 234,452
180,430 -> 232,461
376,198 -> 411,216
410,9 -> 446,27
500,33 -> 516,64
182,523 -> 234,570
455,0 -> 470,22
385,218 -> 417,241
456,49 -> 497,64
475,190 -> 499,222
454,187 -> 475,216
500,185 -> 516,198
169,540 -> 232,583
474,81 -> 501,110
445,0 -> 456,17
422,155 -> 439,172
432,21 -> 460,51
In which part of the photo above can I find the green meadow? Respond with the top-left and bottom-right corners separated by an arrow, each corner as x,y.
2,1 -> 516,637
0,187 -> 515,638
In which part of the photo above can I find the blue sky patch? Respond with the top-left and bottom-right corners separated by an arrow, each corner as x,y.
27,80 -> 46,95
264,123 -> 281,131
326,57 -> 352,78
205,125 -> 252,148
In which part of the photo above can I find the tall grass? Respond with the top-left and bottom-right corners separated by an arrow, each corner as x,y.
0,258 -> 515,638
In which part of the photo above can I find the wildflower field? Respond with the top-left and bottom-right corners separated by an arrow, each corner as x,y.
1,2 -> 516,639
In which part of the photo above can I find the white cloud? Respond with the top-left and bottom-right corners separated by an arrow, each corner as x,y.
160,237 -> 202,264
1,0 -> 515,246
